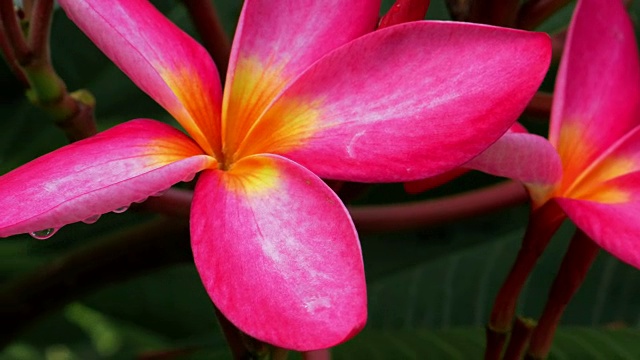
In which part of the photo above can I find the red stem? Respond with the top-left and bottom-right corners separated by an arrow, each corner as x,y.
140,182 -> 528,234
0,16 -> 28,85
182,0 -> 231,81
503,317 -> 536,360
525,230 -> 600,359
485,201 -> 565,360
0,0 -> 30,63
350,181 -> 527,234
26,0 -> 52,60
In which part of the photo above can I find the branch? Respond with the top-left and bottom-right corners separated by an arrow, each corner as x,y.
349,181 -> 528,234
0,0 -> 30,63
485,201 -> 565,359
139,182 -> 529,234
526,230 -> 599,359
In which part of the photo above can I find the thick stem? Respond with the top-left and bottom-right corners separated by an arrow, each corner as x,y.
0,16 -> 28,86
26,0 -> 52,60
525,230 -> 599,359
181,0 -> 230,82
485,201 -> 565,360
0,218 -> 192,349
503,317 -> 536,360
517,0 -> 572,30
138,181 -> 528,234
0,0 -> 30,62
2,0 -> 97,141
350,181 -> 527,234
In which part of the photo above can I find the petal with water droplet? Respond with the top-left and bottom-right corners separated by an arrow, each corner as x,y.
30,228 -> 58,240
0,119 -> 215,237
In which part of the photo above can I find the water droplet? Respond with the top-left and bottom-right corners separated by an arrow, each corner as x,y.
82,214 -> 101,224
30,228 -> 57,240
152,189 -> 167,197
134,196 -> 148,204
113,205 -> 129,214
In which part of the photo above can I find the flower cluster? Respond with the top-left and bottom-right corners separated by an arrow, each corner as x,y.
0,0 -> 636,357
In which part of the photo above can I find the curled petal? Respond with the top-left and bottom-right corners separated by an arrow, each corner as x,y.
466,132 -> 562,205
59,0 -> 223,156
191,154 -> 366,350
222,0 -> 381,156
550,0 -> 640,185
466,132 -> 562,186
236,22 -> 551,182
0,120 -> 213,237
404,123 -> 528,194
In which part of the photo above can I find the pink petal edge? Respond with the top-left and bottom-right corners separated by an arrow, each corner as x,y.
466,132 -> 562,188
0,120 -> 213,237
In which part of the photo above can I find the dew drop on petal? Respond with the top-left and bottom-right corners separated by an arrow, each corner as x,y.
152,189 -> 167,197
82,214 -> 101,224
113,206 -> 129,214
29,228 -> 57,240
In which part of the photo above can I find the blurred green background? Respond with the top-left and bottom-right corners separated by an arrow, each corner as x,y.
2,0 -> 640,358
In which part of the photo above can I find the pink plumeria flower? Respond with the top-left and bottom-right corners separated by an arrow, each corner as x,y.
0,0 -> 550,350
469,0 -> 640,267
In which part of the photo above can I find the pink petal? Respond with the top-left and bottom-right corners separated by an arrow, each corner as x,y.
549,0 -> 640,188
0,120 -> 214,237
404,122 -> 528,194
59,0 -> 223,156
557,196 -> 640,269
191,154 -> 366,350
221,0 -> 381,156
233,22 -> 551,182
467,132 -> 562,186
